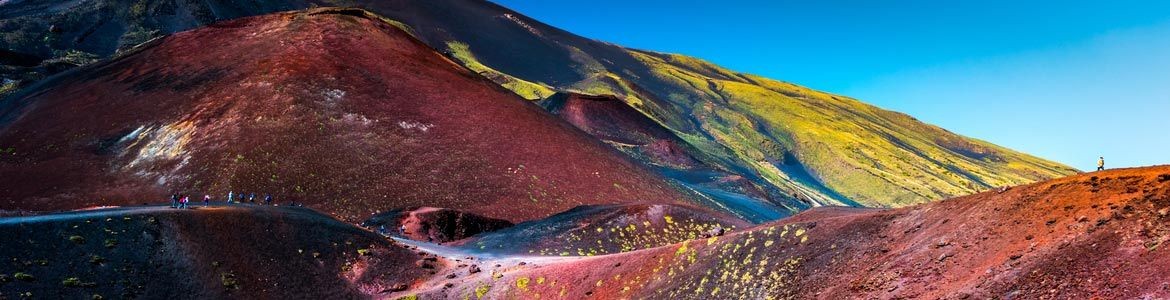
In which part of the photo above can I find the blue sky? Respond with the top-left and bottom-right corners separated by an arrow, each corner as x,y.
492,0 -> 1170,171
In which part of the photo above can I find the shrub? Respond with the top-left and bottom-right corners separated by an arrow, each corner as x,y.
14,272 -> 34,281
69,235 -> 86,244
62,277 -> 81,287
357,249 -> 371,256
104,239 -> 117,248
221,272 -> 240,290
89,255 -> 105,265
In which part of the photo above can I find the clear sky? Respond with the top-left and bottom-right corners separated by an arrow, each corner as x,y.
491,0 -> 1170,171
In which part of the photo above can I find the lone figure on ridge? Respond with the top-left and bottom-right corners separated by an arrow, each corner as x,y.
1097,157 -> 1105,171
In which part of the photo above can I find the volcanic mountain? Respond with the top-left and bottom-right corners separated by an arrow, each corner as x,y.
0,8 -> 694,222
0,0 -> 1078,217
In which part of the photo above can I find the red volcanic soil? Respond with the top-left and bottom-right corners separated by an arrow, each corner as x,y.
0,8 -> 693,222
417,166 -> 1170,299
544,93 -> 698,169
0,205 -> 442,299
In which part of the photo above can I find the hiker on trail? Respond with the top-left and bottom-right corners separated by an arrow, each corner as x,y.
170,194 -> 179,208
237,193 -> 245,203
1097,157 -> 1105,171
264,194 -> 273,206
203,195 -> 211,206
248,193 -> 256,204
179,195 -> 189,209
227,191 -> 234,204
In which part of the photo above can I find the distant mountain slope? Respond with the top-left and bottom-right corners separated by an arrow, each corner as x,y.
0,0 -> 1077,214
0,8 -> 693,222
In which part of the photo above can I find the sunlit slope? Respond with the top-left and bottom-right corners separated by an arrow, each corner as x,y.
0,0 -> 1078,209
622,51 -> 1077,206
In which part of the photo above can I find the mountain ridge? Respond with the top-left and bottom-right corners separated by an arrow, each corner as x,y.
0,8 -> 695,222
0,0 -> 1078,216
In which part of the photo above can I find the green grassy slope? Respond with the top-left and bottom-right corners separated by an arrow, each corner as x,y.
596,50 -> 1076,207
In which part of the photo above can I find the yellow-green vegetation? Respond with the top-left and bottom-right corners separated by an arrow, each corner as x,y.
0,80 -> 18,95
515,276 -> 531,290
564,72 -> 648,108
489,223 -> 817,299
62,277 -> 81,287
435,31 -> 1075,208
474,283 -> 492,299
445,41 -> 556,100
14,272 -> 35,281
519,214 -> 735,256
650,224 -> 810,299
221,272 -> 240,290
620,50 -> 1076,207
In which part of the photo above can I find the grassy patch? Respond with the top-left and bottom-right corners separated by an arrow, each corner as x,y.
221,272 -> 240,290
14,272 -> 34,281
445,41 -> 555,100
475,283 -> 491,299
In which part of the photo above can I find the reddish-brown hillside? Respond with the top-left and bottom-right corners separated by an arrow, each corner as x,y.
421,166 -> 1170,299
0,8 -> 695,222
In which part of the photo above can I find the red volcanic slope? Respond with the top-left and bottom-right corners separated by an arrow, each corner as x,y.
0,9 -> 695,222
421,166 -> 1170,299
546,93 -> 699,169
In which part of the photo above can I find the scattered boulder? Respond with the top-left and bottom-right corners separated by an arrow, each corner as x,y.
935,239 -> 951,248
386,284 -> 408,292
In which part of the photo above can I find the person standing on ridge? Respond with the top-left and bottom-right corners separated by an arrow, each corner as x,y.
248,193 -> 256,204
203,194 -> 211,207
1097,157 -> 1105,171
264,194 -> 273,206
227,191 -> 234,204
170,194 -> 179,208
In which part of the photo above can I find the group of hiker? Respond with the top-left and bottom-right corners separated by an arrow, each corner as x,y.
169,191 -> 276,208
